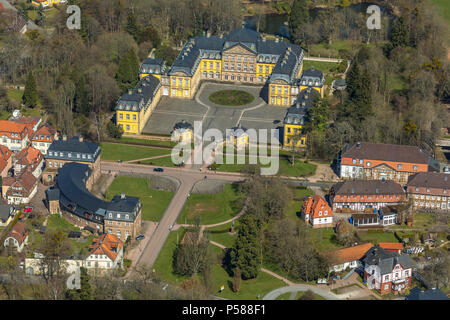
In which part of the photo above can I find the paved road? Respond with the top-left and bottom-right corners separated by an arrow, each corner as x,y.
263,285 -> 340,300
101,161 -> 245,277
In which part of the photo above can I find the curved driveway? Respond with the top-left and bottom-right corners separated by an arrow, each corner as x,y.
263,285 -> 340,300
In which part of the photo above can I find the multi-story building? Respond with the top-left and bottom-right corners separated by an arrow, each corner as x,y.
14,146 -> 44,178
330,180 -> 406,213
362,246 -> 413,295
171,120 -> 193,143
31,125 -> 56,155
4,222 -> 28,253
406,172 -> 450,212
44,135 -> 101,185
298,67 -> 325,98
339,142 -> 431,184
2,168 -> 38,205
139,58 -> 167,80
282,87 -> 319,148
10,115 -> 41,135
0,120 -> 30,151
115,75 -> 162,134
301,195 -> 333,228
46,162 -> 142,242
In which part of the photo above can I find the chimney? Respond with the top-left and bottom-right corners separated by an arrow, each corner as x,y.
128,89 -> 132,95
79,136 -> 83,142
63,134 -> 67,141
206,30 -> 211,38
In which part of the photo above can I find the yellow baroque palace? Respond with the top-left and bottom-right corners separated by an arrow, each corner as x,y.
32,0 -> 66,7
116,27 -> 325,137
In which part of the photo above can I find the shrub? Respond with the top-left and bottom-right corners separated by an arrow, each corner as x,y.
123,258 -> 132,268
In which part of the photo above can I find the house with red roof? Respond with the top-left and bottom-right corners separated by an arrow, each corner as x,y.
85,233 -> 124,270
0,120 -> 30,151
4,222 -> 29,253
11,116 -> 42,135
379,242 -> 404,255
325,242 -> 373,273
0,145 -> 12,178
13,146 -> 44,178
31,125 -> 56,155
2,168 -> 37,205
301,195 -> 333,228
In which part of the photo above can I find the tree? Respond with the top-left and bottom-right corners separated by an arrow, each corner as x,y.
125,8 -> 139,40
65,267 -> 92,300
22,71 -> 38,107
116,49 -> 139,92
35,4 -> 46,26
230,214 -> 261,280
305,97 -> 330,132
391,17 -> 410,48
335,220 -> 357,246
107,121 -> 123,139
289,0 -> 309,38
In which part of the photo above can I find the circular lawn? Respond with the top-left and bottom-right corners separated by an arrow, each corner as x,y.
208,90 -> 254,106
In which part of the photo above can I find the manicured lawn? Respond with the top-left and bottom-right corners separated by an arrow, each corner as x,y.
177,184 -> 244,225
105,176 -> 174,221
47,215 -> 80,233
117,137 -> 176,148
285,187 -> 314,222
431,0 -> 450,22
205,222 -> 238,249
153,229 -> 190,284
303,60 -> 341,74
277,157 -> 317,177
276,292 -> 292,300
309,226 -> 344,253
7,89 -> 22,103
388,213 -> 435,230
358,230 -> 398,244
209,90 -> 254,106
100,142 -> 171,161
139,155 -> 180,168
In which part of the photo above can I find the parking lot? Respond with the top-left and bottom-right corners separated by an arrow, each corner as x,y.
143,82 -> 288,144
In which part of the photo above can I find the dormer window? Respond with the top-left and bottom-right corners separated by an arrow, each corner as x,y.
413,165 -> 418,171
77,153 -> 80,158
82,154 -> 86,159
125,214 -> 129,220
49,151 -> 53,156
366,161 -> 371,167
109,213 -> 112,218
397,164 -> 402,170
117,214 -> 121,219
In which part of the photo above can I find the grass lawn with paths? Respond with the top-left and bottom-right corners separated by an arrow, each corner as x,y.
100,142 -> 171,161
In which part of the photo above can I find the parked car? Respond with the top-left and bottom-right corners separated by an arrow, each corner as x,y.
23,206 -> 33,213
136,235 -> 145,241
153,168 -> 164,172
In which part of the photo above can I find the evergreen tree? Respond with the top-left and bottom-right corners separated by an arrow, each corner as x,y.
36,4 -> 46,26
230,214 -> 261,280
22,72 -> 38,107
391,17 -> 409,48
125,9 -> 139,40
65,267 -> 92,300
116,49 -> 139,92
288,0 -> 309,37
73,73 -> 89,115
305,97 -> 330,132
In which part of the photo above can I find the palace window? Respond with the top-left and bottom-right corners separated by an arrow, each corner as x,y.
231,64 -> 234,71
284,98 -> 287,105
230,56 -> 234,61
172,89 -> 176,95
259,66 -> 262,73
126,125 -> 130,131
258,76 -> 263,82
224,74 -> 228,80
172,79 -> 176,85
271,86 -> 275,93
250,65 -> 254,72
265,66 -> 269,73
278,87 -> 281,94
237,64 -> 241,71
271,97 -> 275,104
126,114 -> 130,120
184,90 -> 189,97
132,114 -> 136,121
209,62 -> 213,69
237,57 -> 241,62
284,87 -> 288,94
209,72 -> 213,78
216,72 -> 220,79
216,62 -> 220,69
119,113 -> 123,120
224,63 -> 228,70
244,76 -> 247,82
244,65 -> 247,72
231,75 -> 235,80
203,62 -> 207,68
237,76 -> 241,81
250,77 -> 253,82
202,72 -> 207,77
185,79 -> 189,87
178,79 -> 182,86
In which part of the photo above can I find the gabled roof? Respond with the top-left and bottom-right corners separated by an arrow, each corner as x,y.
302,195 -> 332,219
331,180 -> 404,196
326,242 -> 373,266
47,136 -> 100,159
406,287 -> 449,300
341,142 -> 429,164
407,172 -> 450,189
6,168 -> 37,196
379,242 -> 404,250
0,145 -> 12,171
361,246 -> 414,274
0,204 -> 13,222
116,75 -> 161,112
15,146 -> 43,170
7,221 -> 28,245
32,125 -> 56,142
0,120 -> 29,139
88,233 -> 123,261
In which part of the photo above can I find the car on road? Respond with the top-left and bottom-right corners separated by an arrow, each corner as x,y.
273,120 -> 280,124
136,235 -> 145,241
23,206 -> 33,213
153,168 -> 164,172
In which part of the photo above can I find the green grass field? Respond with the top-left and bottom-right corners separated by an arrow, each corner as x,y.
205,222 -> 238,249
309,226 -> 344,253
177,184 -> 244,225
105,176 -> 174,221
303,60 -> 340,74
116,137 -> 176,147
357,230 -> 398,244
139,155 -> 180,167
431,0 -> 450,22
100,143 -> 171,161
285,187 -> 314,222
7,89 -> 22,103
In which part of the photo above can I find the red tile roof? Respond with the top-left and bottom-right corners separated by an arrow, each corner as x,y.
0,145 -> 12,172
379,242 -> 404,250
302,195 -> 333,219
326,243 -> 373,265
31,125 -> 56,142
5,168 -> 37,197
7,222 -> 29,246
15,146 -> 42,170
0,120 -> 29,140
88,233 -> 123,262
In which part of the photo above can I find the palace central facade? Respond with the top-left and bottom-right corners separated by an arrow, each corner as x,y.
116,27 -> 325,135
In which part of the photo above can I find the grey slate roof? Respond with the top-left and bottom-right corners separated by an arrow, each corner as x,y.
407,172 -> 450,189
140,58 -> 166,75
47,136 -> 100,163
116,74 -> 161,112
362,246 -> 414,275
331,180 -> 405,196
0,204 -> 13,222
46,188 -> 60,202
341,142 -> 429,164
299,67 -> 325,87
406,287 -> 449,300
55,163 -> 141,222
